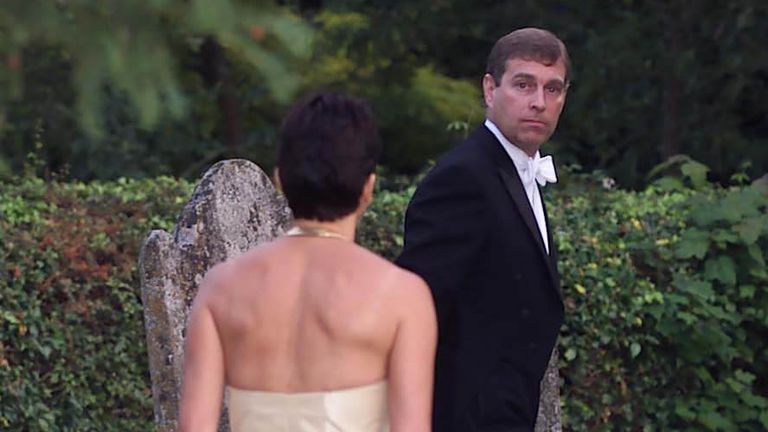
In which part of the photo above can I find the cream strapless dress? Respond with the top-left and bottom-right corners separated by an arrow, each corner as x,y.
227,381 -> 389,432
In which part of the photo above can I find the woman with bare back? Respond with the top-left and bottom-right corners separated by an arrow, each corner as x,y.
178,93 -> 437,432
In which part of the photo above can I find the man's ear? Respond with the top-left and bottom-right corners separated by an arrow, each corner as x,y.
482,73 -> 497,108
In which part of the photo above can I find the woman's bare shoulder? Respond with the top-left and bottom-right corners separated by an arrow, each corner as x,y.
393,266 -> 430,292
349,245 -> 429,288
393,268 -> 433,308
196,240 -> 281,297
358,253 -> 432,308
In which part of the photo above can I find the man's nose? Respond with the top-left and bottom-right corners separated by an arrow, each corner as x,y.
529,88 -> 546,111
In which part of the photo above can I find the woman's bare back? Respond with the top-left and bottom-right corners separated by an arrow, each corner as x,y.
205,236 -> 408,392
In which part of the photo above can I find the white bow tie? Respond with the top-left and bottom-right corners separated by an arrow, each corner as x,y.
521,155 -> 557,188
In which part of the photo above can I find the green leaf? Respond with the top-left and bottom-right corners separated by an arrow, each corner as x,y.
675,402 -> 696,420
726,376 -> 746,393
188,0 -> 236,32
739,285 -> 756,299
676,228 -> 710,259
704,256 -> 737,285
689,195 -> 722,226
711,228 -> 739,247
741,392 -> 768,408
735,217 -> 763,245
720,190 -> 760,222
253,12 -> 313,57
630,342 -> 641,358
1,311 -> 19,324
759,411 -> 768,428
734,369 -> 756,384
681,160 -> 709,188
39,345 -> 52,359
694,367 -> 714,383
747,244 -> 766,267
648,154 -> 689,177
749,265 -> 768,280
655,177 -> 685,191
677,311 -> 697,325
676,277 -> 714,300
698,410 -> 736,430
564,348 -> 577,361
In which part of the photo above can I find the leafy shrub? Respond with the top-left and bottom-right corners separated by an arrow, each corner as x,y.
357,167 -> 428,261
1,164 -> 765,431
0,176 -> 191,431
550,167 -> 768,431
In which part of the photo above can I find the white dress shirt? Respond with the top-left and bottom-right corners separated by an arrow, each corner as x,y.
484,119 -> 556,254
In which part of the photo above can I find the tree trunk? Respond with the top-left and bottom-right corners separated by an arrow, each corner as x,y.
659,1 -> 683,159
200,38 -> 241,157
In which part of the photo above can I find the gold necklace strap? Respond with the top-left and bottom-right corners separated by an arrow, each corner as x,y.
284,225 -> 349,241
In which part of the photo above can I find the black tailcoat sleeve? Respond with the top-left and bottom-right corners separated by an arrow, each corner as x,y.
397,159 -> 488,311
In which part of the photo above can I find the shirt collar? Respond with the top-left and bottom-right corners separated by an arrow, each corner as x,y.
484,119 -> 541,169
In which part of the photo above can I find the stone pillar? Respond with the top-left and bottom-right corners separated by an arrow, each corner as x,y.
139,159 -> 291,432
536,347 -> 562,432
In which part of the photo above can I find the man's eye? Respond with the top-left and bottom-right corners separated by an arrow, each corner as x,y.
515,82 -> 530,89
546,86 -> 563,94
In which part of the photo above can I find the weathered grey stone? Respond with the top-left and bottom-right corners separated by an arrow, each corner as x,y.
536,347 -> 562,432
139,230 -> 184,432
139,159 -> 291,432
140,158 -> 562,431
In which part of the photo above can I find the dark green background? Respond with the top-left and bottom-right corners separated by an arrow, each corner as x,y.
1,0 -> 766,187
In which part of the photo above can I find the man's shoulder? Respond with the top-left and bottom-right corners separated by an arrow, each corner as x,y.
427,125 -> 496,177
408,128 -> 499,204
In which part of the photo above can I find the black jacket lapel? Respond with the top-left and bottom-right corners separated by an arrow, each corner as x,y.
497,168 -> 551,263
540,189 -> 563,300
476,125 -> 562,301
497,167 -> 563,302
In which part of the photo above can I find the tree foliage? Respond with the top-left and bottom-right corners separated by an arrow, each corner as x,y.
299,5 -> 483,171
0,0 -> 310,134
0,0 -> 311,181
1,0 -> 767,185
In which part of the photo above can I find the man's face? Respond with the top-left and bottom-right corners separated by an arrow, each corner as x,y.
483,58 -> 568,156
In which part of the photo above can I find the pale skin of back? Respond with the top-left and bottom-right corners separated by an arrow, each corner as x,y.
178,177 -> 437,431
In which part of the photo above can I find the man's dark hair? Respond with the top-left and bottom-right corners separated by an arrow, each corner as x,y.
277,92 -> 381,222
486,27 -> 571,85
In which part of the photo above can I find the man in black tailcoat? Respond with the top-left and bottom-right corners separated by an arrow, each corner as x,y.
397,27 -> 571,431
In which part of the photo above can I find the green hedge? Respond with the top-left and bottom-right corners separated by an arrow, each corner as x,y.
1,170 -> 766,431
550,172 -> 768,431
0,177 -> 191,431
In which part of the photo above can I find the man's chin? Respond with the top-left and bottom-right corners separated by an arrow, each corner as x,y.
518,136 -> 549,151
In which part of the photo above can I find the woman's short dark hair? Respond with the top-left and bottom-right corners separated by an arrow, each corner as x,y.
277,92 -> 381,221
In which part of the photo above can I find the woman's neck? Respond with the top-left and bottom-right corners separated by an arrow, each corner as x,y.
291,215 -> 357,242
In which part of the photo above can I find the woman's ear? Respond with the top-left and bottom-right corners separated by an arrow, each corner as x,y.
359,173 -> 376,211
